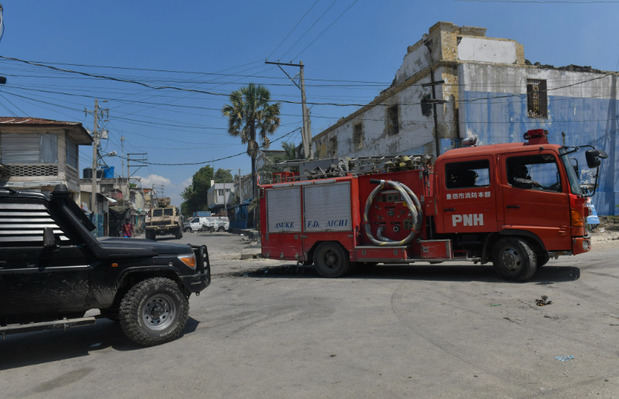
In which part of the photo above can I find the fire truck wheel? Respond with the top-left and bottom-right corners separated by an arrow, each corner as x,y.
537,252 -> 550,267
493,238 -> 538,282
314,243 -> 351,278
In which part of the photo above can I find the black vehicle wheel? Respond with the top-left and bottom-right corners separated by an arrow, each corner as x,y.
118,277 -> 189,346
217,226 -> 225,232
537,251 -> 550,268
492,238 -> 538,282
314,242 -> 350,278
145,230 -> 156,240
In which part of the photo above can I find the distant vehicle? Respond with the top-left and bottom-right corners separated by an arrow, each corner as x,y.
145,197 -> 183,240
187,216 -> 230,232
586,199 -> 600,231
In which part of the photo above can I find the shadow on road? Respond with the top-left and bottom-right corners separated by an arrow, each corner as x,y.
237,263 -> 581,283
0,317 -> 200,370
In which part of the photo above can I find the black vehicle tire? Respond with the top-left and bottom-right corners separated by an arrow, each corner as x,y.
314,242 -> 351,278
175,227 -> 183,239
492,238 -> 538,282
145,230 -> 156,240
118,277 -> 189,346
537,251 -> 550,268
217,226 -> 225,232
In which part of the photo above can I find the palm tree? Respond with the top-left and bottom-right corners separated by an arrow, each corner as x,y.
222,83 -> 280,206
281,141 -> 298,160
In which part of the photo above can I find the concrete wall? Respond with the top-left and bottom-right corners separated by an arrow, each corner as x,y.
312,63 -> 464,159
458,37 -> 518,64
459,62 -> 618,215
310,22 -> 522,161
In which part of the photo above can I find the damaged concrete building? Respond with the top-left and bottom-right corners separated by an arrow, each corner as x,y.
311,21 -> 617,215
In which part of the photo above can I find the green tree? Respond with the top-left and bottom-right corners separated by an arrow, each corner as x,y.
281,141 -> 298,160
222,83 -> 280,202
214,168 -> 233,183
180,165 -> 213,216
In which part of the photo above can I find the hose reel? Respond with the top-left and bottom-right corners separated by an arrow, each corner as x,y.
363,179 -> 423,246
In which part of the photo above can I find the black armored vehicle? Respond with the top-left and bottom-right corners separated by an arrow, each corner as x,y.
0,185 -> 210,346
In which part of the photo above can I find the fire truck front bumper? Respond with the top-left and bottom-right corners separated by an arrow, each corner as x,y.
572,236 -> 591,255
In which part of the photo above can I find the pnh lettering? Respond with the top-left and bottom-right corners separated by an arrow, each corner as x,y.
452,214 -> 484,227
276,221 -> 295,229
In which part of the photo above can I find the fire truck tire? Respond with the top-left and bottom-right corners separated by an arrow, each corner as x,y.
314,243 -> 351,278
492,238 -> 538,282
537,252 -> 550,267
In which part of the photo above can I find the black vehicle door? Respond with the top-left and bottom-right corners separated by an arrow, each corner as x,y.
0,199 -> 92,318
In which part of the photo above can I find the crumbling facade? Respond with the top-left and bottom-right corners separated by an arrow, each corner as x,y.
311,22 -> 617,215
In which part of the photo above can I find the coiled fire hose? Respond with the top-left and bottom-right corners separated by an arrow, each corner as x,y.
363,179 -> 423,246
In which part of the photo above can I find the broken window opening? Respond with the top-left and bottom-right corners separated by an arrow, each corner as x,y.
328,136 -> 338,157
421,94 -> 433,117
386,104 -> 399,135
527,79 -> 547,119
353,123 -> 364,151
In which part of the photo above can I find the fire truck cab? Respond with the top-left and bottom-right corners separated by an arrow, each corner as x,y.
259,130 -> 606,281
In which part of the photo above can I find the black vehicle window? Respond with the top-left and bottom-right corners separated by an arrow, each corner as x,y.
153,209 -> 163,217
164,208 -> 174,216
507,154 -> 561,192
445,160 -> 490,189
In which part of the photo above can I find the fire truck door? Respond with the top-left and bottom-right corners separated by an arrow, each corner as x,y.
264,187 -> 303,260
499,153 -> 571,250
437,158 -> 497,233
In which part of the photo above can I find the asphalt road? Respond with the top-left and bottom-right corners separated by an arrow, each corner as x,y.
1,231 -> 619,399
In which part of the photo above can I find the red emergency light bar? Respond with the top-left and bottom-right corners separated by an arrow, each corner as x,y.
523,129 -> 549,145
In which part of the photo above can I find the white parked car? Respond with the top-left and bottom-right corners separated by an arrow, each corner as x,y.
187,216 -> 229,232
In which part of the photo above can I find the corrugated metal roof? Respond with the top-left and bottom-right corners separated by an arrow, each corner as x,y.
0,117 -> 92,144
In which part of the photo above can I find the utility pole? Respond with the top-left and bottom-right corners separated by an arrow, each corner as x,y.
120,136 -> 125,178
84,99 -> 108,217
422,37 -> 446,158
265,60 -> 312,159
126,152 -> 147,180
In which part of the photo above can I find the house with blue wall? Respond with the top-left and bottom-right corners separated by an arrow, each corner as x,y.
311,21 -> 617,215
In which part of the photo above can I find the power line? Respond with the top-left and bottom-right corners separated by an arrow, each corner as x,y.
280,0 -> 337,59
116,127 -> 301,166
0,58 -> 391,84
267,0 -> 322,59
292,0 -> 360,60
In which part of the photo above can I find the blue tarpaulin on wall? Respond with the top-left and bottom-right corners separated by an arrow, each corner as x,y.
459,90 -> 618,215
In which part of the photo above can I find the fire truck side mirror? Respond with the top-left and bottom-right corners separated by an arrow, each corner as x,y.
585,149 -> 608,168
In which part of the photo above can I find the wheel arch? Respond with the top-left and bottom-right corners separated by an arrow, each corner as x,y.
307,240 -> 349,264
110,268 -> 185,312
482,229 -> 547,263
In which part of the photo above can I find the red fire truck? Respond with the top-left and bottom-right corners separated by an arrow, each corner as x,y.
259,130 -> 607,281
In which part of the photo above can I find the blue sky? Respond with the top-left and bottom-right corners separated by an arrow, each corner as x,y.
0,0 -> 618,205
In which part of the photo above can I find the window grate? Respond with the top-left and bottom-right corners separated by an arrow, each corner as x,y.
7,164 -> 58,177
